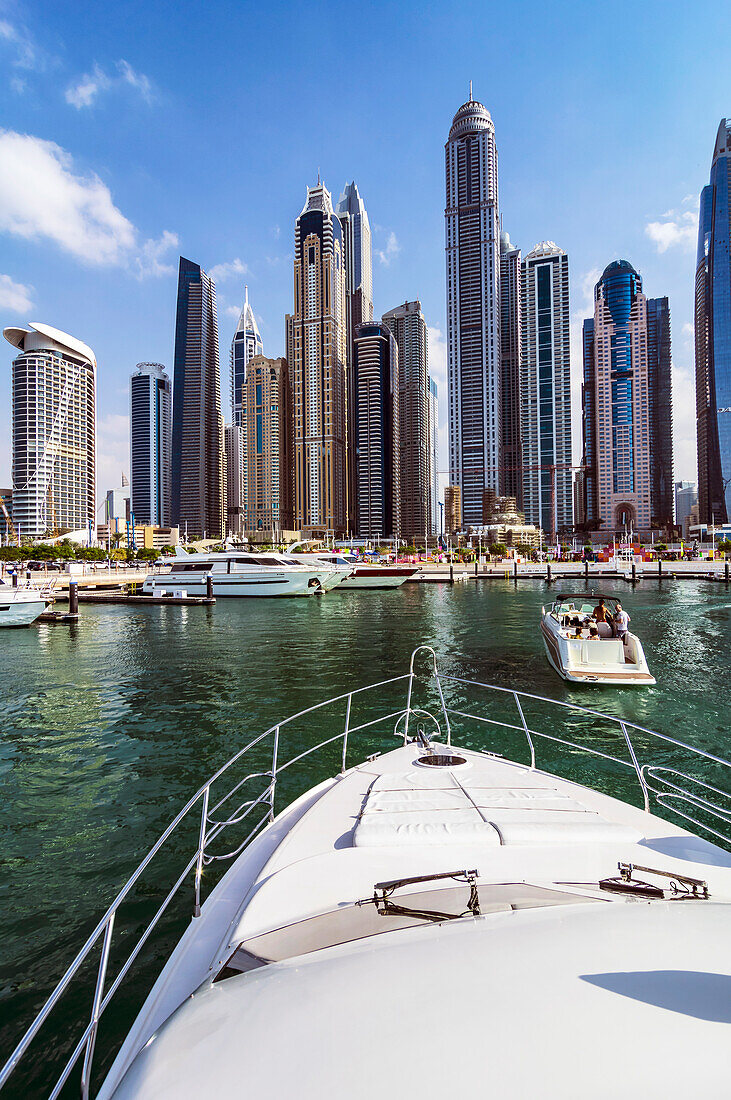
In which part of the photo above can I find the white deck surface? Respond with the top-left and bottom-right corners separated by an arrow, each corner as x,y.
104,742 -> 731,1099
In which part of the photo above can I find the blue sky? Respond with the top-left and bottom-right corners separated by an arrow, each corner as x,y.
1,0 -> 729,506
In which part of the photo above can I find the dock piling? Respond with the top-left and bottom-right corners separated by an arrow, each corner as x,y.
206,573 -> 214,600
632,562 -> 636,584
513,560 -> 518,583
69,581 -> 78,616
449,565 -> 454,585
658,559 -> 662,581
546,563 -> 552,584
726,563 -> 729,585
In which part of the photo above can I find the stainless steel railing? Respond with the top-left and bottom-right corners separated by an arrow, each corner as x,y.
1,647 -> 729,1099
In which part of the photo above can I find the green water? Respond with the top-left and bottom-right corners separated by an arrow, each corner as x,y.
1,578 -> 729,1095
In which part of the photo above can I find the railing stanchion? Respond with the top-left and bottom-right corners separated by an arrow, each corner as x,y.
434,670 -> 452,746
513,693 -> 536,769
621,720 -> 650,812
341,694 -> 352,774
403,672 -> 415,744
193,785 -> 209,917
269,725 -> 280,821
80,912 -> 115,1100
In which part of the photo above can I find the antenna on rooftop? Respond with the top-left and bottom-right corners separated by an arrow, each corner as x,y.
469,79 -> 473,101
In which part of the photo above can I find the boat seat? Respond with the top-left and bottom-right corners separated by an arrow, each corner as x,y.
597,622 -> 612,638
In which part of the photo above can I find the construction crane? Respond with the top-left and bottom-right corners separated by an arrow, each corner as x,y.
483,462 -> 588,543
0,495 -> 17,544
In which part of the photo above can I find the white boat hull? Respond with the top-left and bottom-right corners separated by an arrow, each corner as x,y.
0,594 -> 48,626
143,571 -> 323,598
339,567 -> 416,589
541,615 -> 655,685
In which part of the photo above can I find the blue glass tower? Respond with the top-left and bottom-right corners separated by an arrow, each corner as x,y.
695,119 -> 731,524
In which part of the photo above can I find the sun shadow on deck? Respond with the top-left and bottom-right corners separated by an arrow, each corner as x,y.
580,970 -> 731,1022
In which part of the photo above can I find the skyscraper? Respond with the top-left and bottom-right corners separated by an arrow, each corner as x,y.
382,300 -> 430,540
695,119 -> 731,525
675,480 -> 698,532
224,424 -> 244,536
520,242 -> 573,538
445,88 -> 501,526
500,231 -> 522,504
242,355 -> 293,536
130,363 -> 171,527
171,256 -> 226,539
289,182 -> 347,537
582,261 -> 673,534
336,181 -> 373,535
353,323 -> 399,540
4,322 -> 96,538
428,376 -> 439,536
231,286 -> 263,428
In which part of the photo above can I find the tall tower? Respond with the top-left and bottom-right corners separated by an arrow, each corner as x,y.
582,261 -> 673,535
428,376 -> 439,535
224,424 -> 244,536
241,356 -> 293,537
336,181 -> 374,535
290,182 -> 347,536
4,322 -> 96,539
499,231 -> 522,505
171,256 -> 225,539
231,286 -> 263,428
353,323 -> 399,540
445,88 -> 501,526
695,119 -> 731,524
520,242 -> 573,538
130,363 -> 171,527
382,300 -> 430,540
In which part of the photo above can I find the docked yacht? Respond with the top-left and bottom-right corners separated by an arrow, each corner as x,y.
0,577 -> 50,626
142,548 -> 331,598
541,593 -> 655,685
312,553 -> 418,588
3,648 -> 728,1098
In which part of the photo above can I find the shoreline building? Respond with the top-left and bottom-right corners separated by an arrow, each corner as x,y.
171,257 -> 226,540
336,182 -> 373,535
242,355 -> 293,538
353,323 -> 399,541
581,261 -> 673,535
695,119 -> 731,525
444,484 -> 462,535
445,88 -> 501,526
428,377 -> 439,535
520,242 -> 573,539
4,322 -> 96,539
287,182 -> 347,538
675,480 -> 698,534
499,231 -> 522,504
382,300 -> 430,540
130,363 -> 171,527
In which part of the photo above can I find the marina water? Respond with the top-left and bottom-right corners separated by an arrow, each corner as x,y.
1,578 -> 729,1092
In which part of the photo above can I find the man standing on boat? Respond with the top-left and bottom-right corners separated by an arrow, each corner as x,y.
593,597 -> 609,624
614,603 -> 630,640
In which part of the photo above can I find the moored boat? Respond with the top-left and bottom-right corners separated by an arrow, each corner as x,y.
2,648 -> 728,1099
313,553 -> 418,588
0,577 -> 50,626
541,592 -> 655,685
142,548 -> 329,598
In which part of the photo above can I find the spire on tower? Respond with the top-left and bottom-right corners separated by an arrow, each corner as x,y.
469,79 -> 473,101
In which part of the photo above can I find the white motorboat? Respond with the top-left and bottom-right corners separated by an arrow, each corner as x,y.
0,577 -> 50,626
142,548 -> 330,598
314,553 -> 418,588
278,553 -> 353,590
3,648 -> 729,1099
541,593 -> 655,685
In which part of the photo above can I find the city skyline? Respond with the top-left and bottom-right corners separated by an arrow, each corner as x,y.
0,1 -> 728,507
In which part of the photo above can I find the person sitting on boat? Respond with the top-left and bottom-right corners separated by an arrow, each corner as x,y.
613,603 -> 630,640
588,624 -> 600,640
593,598 -> 609,624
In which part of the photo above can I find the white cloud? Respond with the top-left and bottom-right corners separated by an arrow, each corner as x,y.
0,130 -> 176,276
0,17 -> 39,70
224,304 -> 240,320
134,230 -> 178,279
645,206 -> 698,254
672,358 -> 697,482
209,258 -> 248,282
272,224 -> 281,239
376,231 -> 400,266
96,412 -> 129,507
0,272 -> 34,313
65,59 -> 153,109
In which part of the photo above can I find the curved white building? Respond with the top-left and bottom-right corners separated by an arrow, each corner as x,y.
4,322 -> 96,539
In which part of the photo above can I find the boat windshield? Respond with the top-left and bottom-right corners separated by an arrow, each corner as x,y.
553,597 -> 619,617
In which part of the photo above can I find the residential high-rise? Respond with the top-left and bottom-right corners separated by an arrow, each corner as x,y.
353,323 -> 399,540
382,300 -> 430,540
231,285 -> 263,428
4,322 -> 96,538
675,480 -> 698,532
695,119 -> 731,525
428,376 -> 439,536
130,363 -> 171,527
171,256 -> 226,539
500,231 -> 522,504
444,484 -> 462,535
224,424 -> 244,536
581,261 -> 673,534
520,242 -> 573,538
289,182 -> 347,537
445,88 -> 501,525
336,181 -> 373,535
242,355 -> 293,536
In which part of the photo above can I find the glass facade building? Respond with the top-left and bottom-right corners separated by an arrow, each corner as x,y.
353,324 -> 400,540
695,119 -> 731,524
130,363 -> 171,527
171,257 -> 226,539
499,232 -> 522,505
241,356 -> 293,535
231,286 -> 263,429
